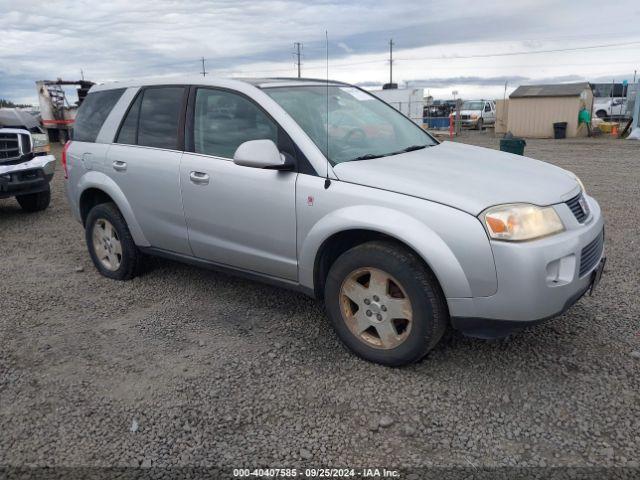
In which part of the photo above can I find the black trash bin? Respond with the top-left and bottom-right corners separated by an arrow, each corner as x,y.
553,122 -> 568,139
499,137 -> 526,155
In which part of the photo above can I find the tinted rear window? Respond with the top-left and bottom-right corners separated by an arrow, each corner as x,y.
137,87 -> 184,150
116,93 -> 142,145
73,88 -> 125,142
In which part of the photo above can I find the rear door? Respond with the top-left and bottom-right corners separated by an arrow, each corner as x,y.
67,88 -> 126,200
179,87 -> 298,280
106,86 -> 191,254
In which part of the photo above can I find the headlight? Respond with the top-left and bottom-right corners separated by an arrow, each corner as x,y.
32,134 -> 49,148
574,175 -> 586,194
482,204 -> 565,241
31,134 -> 50,154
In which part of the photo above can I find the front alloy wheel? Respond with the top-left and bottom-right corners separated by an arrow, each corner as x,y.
325,241 -> 448,366
340,267 -> 413,349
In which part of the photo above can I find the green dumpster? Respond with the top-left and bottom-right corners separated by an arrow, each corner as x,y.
500,138 -> 526,155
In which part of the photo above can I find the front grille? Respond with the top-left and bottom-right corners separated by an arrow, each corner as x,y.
0,133 -> 21,162
460,114 -> 471,120
579,229 -> 604,277
566,193 -> 589,223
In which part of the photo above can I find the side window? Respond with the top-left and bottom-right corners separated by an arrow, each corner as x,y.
73,88 -> 125,142
484,103 -> 491,112
116,93 -> 142,145
193,88 -> 277,159
137,87 -> 184,150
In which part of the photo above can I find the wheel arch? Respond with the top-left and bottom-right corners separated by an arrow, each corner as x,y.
76,172 -> 149,247
300,206 -> 473,301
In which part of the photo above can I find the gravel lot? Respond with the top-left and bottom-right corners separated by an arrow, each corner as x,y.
1,132 -> 638,476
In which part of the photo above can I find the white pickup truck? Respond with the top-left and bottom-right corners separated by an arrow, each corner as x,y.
452,100 -> 496,130
0,109 -> 56,211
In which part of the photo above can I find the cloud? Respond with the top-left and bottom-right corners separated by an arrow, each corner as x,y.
337,42 -> 354,54
1,0 -> 638,103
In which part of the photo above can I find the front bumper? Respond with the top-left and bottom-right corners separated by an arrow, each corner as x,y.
459,119 -> 479,127
449,194 -> 605,338
0,154 -> 56,199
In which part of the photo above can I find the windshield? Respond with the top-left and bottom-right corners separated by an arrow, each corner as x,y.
462,101 -> 483,110
265,85 -> 436,164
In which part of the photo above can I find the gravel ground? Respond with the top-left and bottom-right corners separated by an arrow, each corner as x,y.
1,133 -> 638,476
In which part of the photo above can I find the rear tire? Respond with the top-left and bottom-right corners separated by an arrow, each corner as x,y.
85,202 -> 140,280
16,186 -> 51,212
324,241 -> 448,366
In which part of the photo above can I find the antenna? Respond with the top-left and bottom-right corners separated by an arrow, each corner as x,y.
200,57 -> 208,77
388,39 -> 394,85
294,42 -> 303,78
324,30 -> 331,189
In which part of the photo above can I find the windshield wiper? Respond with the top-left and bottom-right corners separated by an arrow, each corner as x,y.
348,153 -> 386,161
347,145 -> 431,162
401,144 -> 429,153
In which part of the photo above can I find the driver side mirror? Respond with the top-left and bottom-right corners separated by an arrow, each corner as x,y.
233,139 -> 293,170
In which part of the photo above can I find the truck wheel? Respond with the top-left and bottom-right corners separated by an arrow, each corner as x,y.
324,241 -> 448,366
85,202 -> 140,280
16,186 -> 51,212
476,118 -> 484,130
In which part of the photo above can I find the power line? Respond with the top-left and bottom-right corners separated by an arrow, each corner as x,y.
212,39 -> 640,76
395,39 -> 640,61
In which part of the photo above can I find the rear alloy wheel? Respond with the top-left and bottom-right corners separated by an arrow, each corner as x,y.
92,218 -> 123,272
325,241 -> 448,366
85,202 -> 140,280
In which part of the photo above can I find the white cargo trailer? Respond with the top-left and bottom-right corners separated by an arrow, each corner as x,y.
370,88 -> 424,125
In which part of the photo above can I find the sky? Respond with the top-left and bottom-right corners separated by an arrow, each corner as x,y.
1,0 -> 639,105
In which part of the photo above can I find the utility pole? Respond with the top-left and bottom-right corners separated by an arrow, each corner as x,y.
294,42 -> 303,78
388,38 -> 394,85
200,57 -> 208,77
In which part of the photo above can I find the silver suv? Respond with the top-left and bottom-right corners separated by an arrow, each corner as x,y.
64,78 -> 605,366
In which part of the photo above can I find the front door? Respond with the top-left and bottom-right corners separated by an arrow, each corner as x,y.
180,87 -> 298,280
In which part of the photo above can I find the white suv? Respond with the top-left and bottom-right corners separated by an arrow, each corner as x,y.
64,77 -> 605,366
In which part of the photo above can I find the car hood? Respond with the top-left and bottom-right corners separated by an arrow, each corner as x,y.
454,110 -> 480,116
332,141 -> 580,215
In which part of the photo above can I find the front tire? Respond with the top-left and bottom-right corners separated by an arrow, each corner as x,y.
16,186 -> 51,212
85,202 -> 140,280
324,241 -> 448,366
476,118 -> 484,130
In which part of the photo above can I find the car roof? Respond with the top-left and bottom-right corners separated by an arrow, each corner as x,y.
90,76 -> 349,93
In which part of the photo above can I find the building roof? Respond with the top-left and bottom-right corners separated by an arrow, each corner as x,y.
510,82 -> 591,98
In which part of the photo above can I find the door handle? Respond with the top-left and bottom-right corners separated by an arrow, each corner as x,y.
112,160 -> 127,172
189,171 -> 210,185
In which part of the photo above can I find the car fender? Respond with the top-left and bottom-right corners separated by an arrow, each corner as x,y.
76,171 -> 150,246
299,205 -> 473,299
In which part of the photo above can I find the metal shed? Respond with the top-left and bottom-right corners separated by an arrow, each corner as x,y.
507,82 -> 593,138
